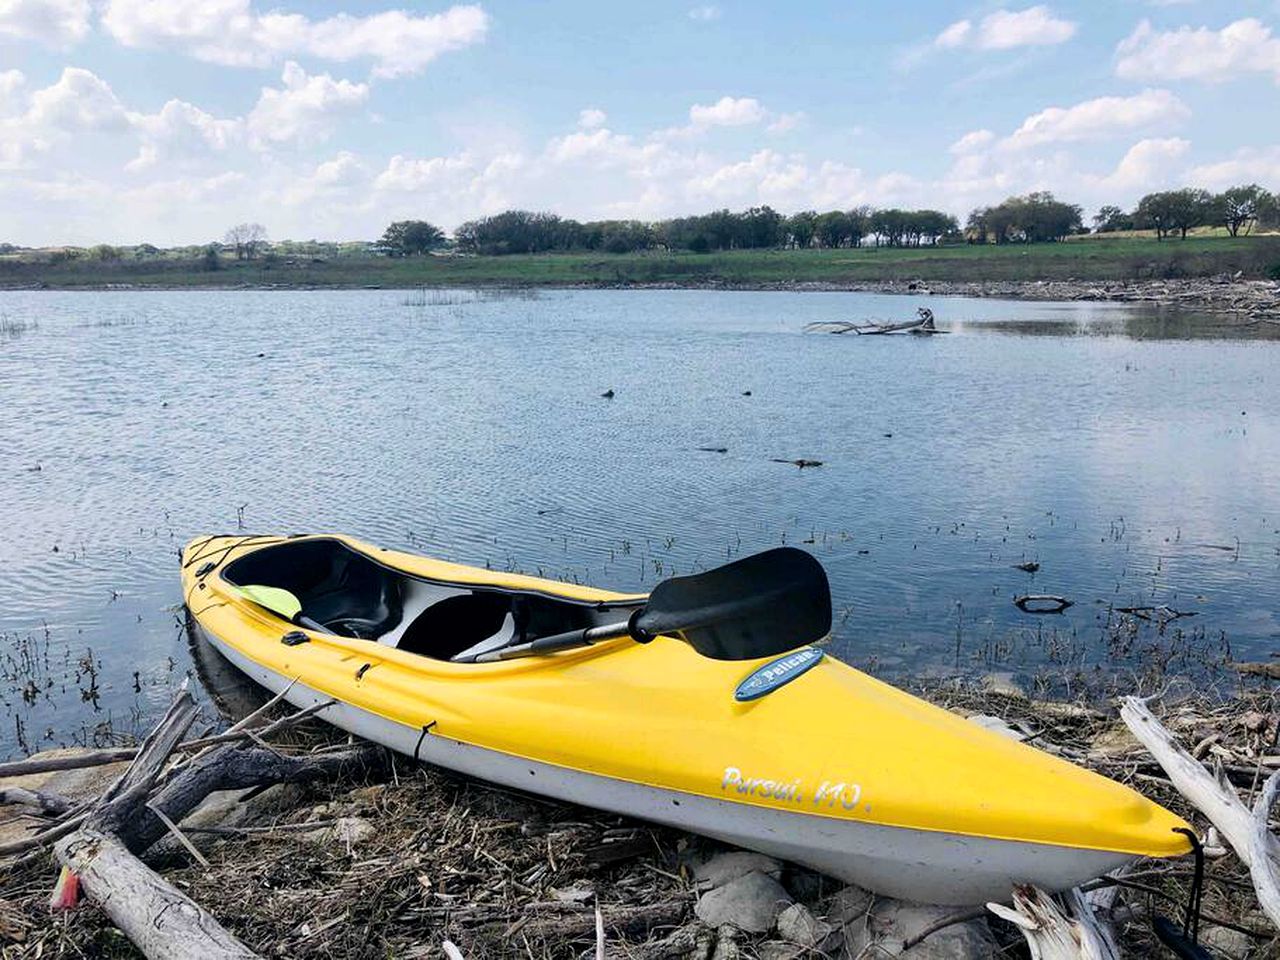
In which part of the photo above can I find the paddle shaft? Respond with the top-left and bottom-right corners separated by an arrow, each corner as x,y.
473,620 -> 636,663
295,614 -> 334,635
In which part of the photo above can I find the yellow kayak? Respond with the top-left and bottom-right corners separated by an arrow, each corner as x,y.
181,533 -> 1189,904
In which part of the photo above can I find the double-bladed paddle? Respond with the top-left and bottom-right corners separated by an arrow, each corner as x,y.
469,546 -> 832,662
233,547 -> 832,663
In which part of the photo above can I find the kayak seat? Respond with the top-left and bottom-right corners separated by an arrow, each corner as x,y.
396,591 -> 517,661
222,537 -> 403,639
449,612 -> 518,662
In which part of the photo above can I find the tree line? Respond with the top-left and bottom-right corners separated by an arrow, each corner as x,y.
374,182 -> 1276,256
7,183 -> 1275,262
1094,185 -> 1277,241
377,206 -> 961,257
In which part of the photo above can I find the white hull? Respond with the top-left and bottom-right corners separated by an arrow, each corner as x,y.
197,624 -> 1132,904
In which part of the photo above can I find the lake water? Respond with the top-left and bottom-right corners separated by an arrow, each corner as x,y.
1,289 -> 1277,757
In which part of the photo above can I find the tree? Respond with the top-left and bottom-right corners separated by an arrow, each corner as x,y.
1258,192 -> 1280,231
1216,184 -> 1273,237
201,244 -> 221,271
814,211 -> 851,248
1135,188 -> 1214,240
378,220 -> 446,256
786,211 -> 817,249
965,209 -> 989,244
223,223 -> 269,260
966,194 -> 1082,244
1092,206 -> 1133,233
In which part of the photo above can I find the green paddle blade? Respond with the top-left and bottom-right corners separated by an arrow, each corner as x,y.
238,584 -> 302,621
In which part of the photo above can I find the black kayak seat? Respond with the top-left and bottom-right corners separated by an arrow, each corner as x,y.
397,592 -> 515,660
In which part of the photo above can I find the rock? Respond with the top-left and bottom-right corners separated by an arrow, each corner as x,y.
710,926 -> 740,960
980,672 -> 1026,699
347,783 -> 388,807
1201,924 -> 1252,959
821,884 -> 873,926
756,942 -> 803,960
183,782 -> 312,832
180,789 -> 247,830
781,866 -> 829,904
775,902 -> 833,947
0,749 -> 131,850
550,885 -> 594,904
1090,723 -> 1142,757
845,899 -> 995,959
242,782 -> 309,819
695,871 -> 792,934
693,850 -> 783,888
331,816 -> 375,845
305,815 -> 376,846
967,714 -> 1026,741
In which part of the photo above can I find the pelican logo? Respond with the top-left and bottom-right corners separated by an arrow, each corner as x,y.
734,648 -> 824,702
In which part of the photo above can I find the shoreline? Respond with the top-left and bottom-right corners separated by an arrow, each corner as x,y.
3,673 -> 1273,957
3,276 -> 1278,318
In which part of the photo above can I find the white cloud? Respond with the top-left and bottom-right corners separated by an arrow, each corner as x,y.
280,151 -> 368,205
688,5 -> 721,21
549,127 -> 638,166
766,111 -> 805,134
1189,146 -> 1280,189
689,96 -> 768,127
1116,18 -> 1280,84
100,0 -> 489,77
1004,88 -> 1188,148
127,99 -> 241,171
246,62 -> 368,149
935,6 -> 1076,51
1093,137 -> 1190,190
0,69 -> 25,114
0,0 -> 90,47
26,67 -> 130,133
312,150 -> 365,188
374,152 -> 479,192
577,107 -> 607,129
950,129 -> 996,154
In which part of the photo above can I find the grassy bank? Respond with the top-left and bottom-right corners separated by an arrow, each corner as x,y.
4,236 -> 1279,290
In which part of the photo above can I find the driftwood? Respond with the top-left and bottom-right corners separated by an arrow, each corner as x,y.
0,785 -> 73,816
803,308 -> 943,336
1231,661 -> 1280,680
988,885 -> 1110,960
1120,696 -> 1280,929
0,748 -> 138,779
34,683 -> 375,960
54,830 -> 259,960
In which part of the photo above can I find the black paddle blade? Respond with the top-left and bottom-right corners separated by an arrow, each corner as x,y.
632,547 -> 832,660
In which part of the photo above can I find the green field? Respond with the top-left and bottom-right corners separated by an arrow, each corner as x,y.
4,235 -> 1279,290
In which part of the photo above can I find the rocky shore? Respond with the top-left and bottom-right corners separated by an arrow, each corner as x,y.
661,276 -> 1280,322
842,276 -> 1280,320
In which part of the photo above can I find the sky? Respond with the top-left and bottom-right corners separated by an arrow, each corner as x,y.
1,0 -> 1279,246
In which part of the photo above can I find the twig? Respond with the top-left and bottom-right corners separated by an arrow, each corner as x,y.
145,802 -> 210,868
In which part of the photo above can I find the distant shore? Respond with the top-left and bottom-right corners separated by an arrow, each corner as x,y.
2,238 -> 1277,319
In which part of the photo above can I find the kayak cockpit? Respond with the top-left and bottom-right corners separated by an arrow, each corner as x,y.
219,537 -> 640,662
